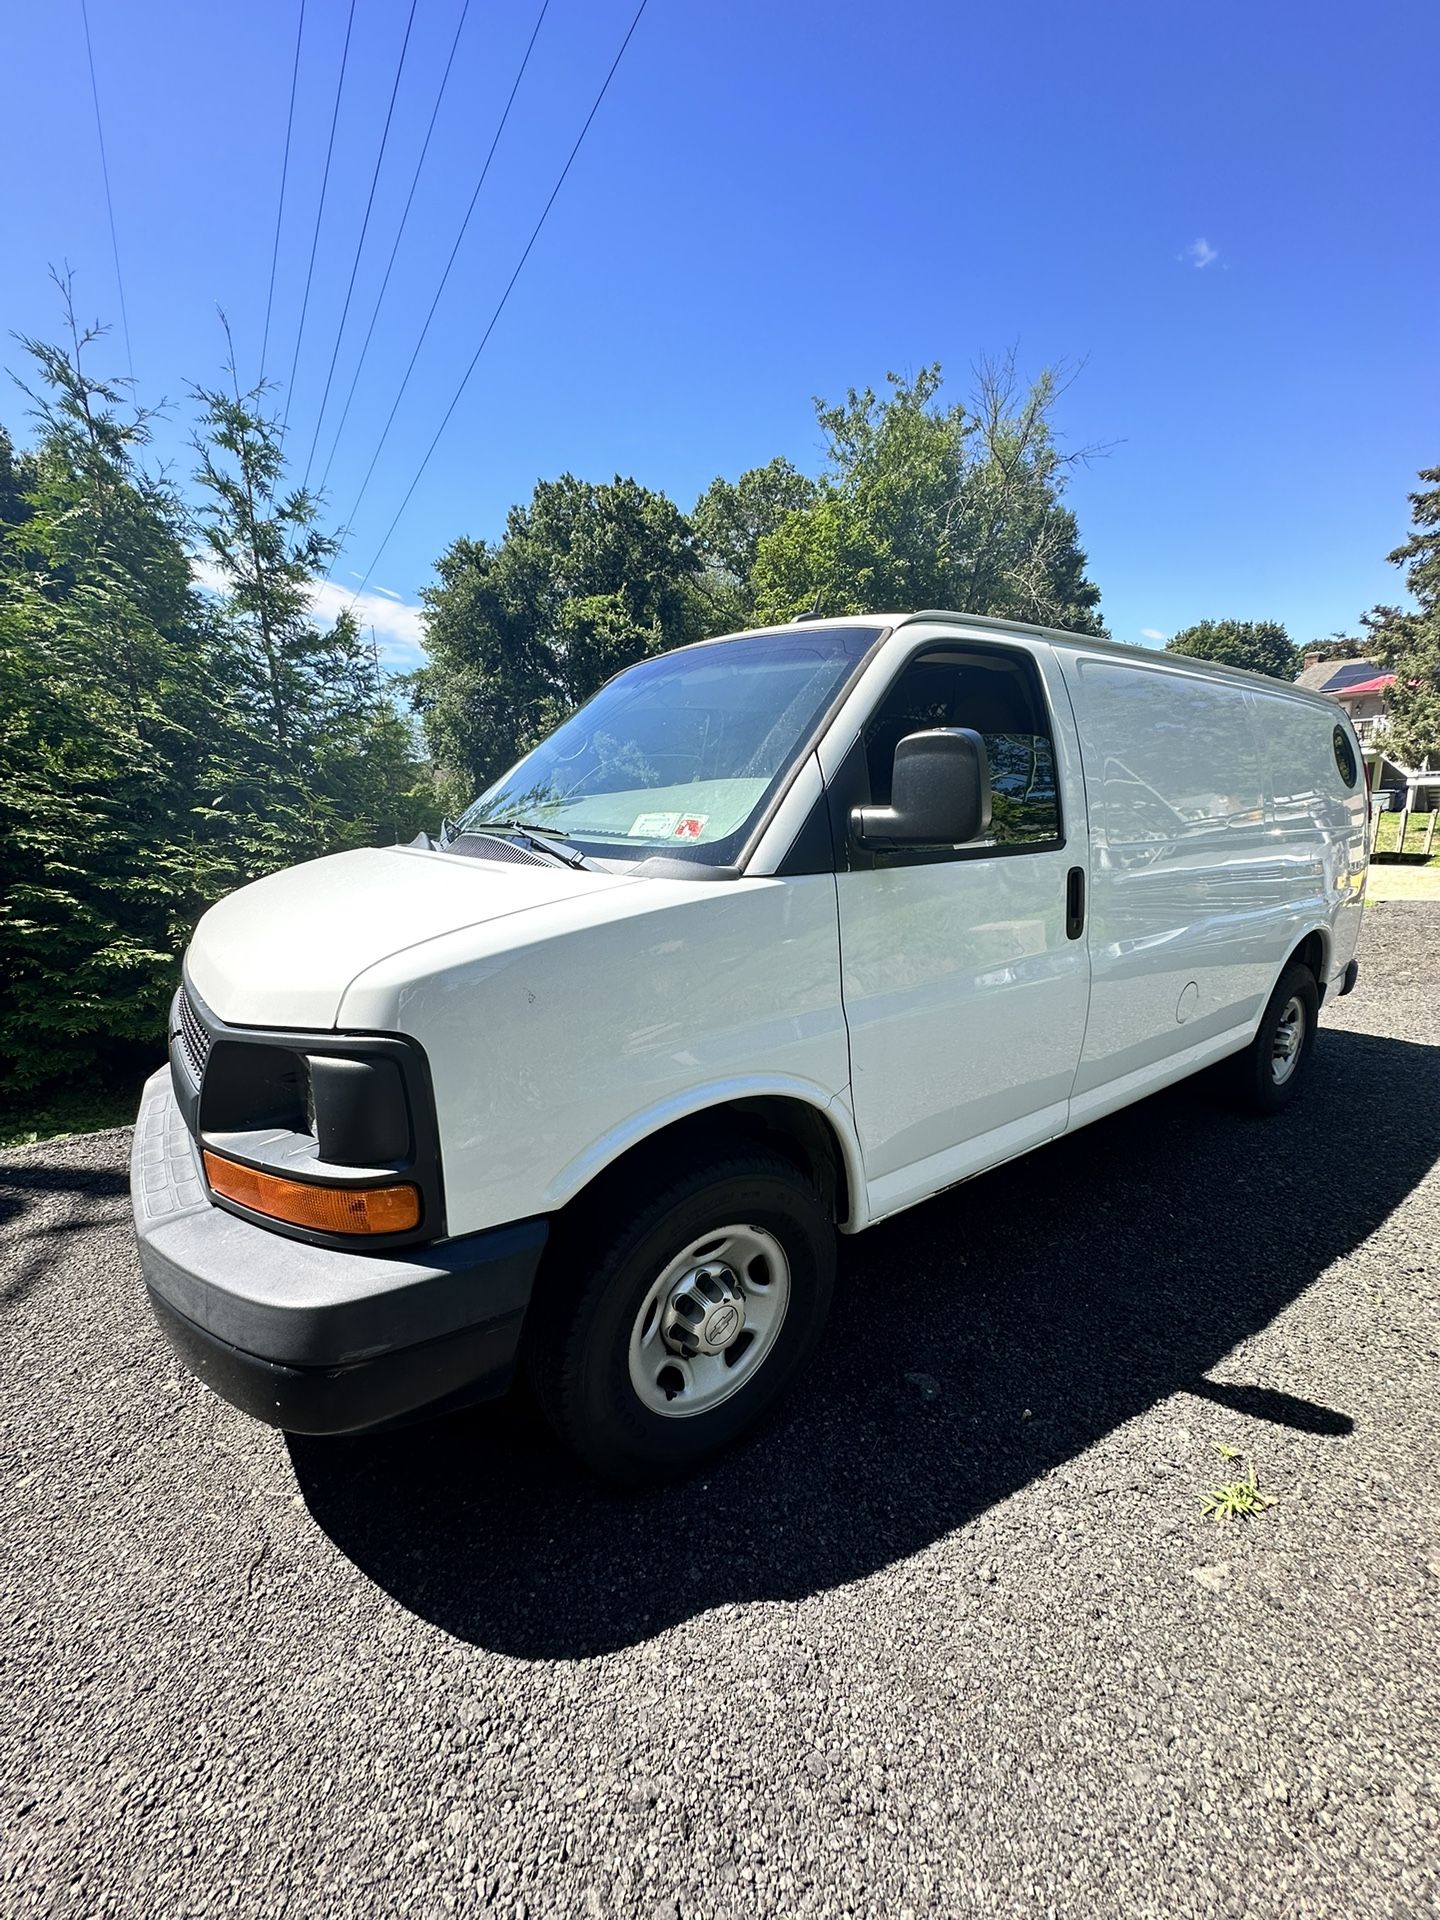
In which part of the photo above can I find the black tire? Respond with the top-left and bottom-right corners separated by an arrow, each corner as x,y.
526,1149 -> 835,1483
1226,961 -> 1320,1114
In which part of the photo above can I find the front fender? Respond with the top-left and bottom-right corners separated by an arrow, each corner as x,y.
542,1077 -> 868,1231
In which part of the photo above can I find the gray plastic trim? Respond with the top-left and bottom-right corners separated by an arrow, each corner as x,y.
131,1069 -> 547,1368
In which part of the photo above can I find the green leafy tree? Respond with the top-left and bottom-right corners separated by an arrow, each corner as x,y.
1362,466 -> 1440,766
691,457 -> 818,627
415,475 -> 705,809
1299,633 -> 1366,667
749,360 -> 1104,633
1165,619 -> 1299,681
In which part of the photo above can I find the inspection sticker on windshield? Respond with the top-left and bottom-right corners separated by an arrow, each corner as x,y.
628,812 -> 682,838
672,815 -> 709,840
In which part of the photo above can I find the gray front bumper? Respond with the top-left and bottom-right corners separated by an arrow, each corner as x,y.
131,1069 -> 548,1431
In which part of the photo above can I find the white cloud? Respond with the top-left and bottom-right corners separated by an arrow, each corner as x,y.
1183,237 -> 1219,269
1141,627 -> 1169,642
310,579 -> 427,670
191,558 -> 427,673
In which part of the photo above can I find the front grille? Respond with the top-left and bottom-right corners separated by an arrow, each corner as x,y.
176,985 -> 212,1083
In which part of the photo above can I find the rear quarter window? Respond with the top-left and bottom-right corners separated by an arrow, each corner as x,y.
1332,724 -> 1359,788
1249,694 -> 1360,828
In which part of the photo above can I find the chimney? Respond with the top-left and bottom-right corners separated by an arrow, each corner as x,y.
1302,648 -> 1323,669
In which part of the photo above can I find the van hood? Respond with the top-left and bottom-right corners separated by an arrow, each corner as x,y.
185,845 -> 637,1029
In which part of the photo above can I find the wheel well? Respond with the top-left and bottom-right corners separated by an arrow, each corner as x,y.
1287,930 -> 1328,996
558,1098 -> 852,1231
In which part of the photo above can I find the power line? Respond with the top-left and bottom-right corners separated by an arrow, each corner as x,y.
317,0 -> 473,496
281,0 -> 358,436
301,0 -> 420,488
331,0 -> 552,558
260,0 -> 307,382
347,0 -> 650,605
79,0 -> 133,379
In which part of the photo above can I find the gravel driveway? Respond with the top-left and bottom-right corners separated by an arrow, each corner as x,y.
3,905 -> 1437,1920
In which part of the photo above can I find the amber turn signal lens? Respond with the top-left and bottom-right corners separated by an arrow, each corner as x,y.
203,1152 -> 420,1236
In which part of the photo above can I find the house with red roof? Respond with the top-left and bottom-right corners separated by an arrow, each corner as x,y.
1295,651 -> 1438,811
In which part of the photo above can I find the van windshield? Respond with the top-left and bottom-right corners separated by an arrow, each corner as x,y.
456,625 -> 883,867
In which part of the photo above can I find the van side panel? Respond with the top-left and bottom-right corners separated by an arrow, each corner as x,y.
1247,686 -> 1367,989
1062,655 -> 1303,1101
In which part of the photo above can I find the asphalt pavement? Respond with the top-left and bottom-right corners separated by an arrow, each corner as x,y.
3,904 -> 1437,1919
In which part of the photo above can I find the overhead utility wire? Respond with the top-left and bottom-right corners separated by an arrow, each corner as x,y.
330,0 -> 552,560
301,0 -> 421,488
260,0 -> 307,381
347,0 -> 650,604
317,0 -> 472,495
282,0 -> 358,435
79,0 -> 133,378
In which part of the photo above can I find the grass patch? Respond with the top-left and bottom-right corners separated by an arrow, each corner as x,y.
1371,810 -> 1439,863
0,1085 -> 141,1150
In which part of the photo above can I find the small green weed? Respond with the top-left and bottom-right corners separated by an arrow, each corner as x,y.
1202,1454 -> 1276,1524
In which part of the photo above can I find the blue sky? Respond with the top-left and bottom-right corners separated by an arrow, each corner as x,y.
4,0 -> 1437,669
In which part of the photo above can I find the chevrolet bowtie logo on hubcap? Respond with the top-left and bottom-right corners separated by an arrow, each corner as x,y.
704,1304 -> 739,1347
662,1262 -> 748,1356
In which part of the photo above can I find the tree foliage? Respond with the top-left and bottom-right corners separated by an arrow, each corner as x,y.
190,344 -> 430,868
3,285 -> 1117,1107
1,304 -> 222,1087
1298,633 -> 1365,667
0,288 -> 427,1098
691,456 -> 818,627
1164,618 -> 1299,681
1363,466 -> 1440,766
415,359 -> 1106,810
414,475 -> 706,809
748,362 -> 1104,633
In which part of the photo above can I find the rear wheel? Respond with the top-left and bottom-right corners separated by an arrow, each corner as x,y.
527,1150 -> 835,1482
1227,961 -> 1320,1114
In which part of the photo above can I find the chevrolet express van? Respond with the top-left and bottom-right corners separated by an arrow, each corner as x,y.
131,611 -> 1367,1479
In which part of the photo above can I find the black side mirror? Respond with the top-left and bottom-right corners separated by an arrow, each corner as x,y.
850,728 -> 992,850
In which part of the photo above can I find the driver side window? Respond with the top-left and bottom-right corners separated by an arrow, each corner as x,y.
863,649 -> 1062,849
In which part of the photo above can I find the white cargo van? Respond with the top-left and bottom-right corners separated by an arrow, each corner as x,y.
131,612 -> 1367,1478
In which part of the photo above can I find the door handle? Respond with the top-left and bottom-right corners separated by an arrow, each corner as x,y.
1065,866 -> 1085,940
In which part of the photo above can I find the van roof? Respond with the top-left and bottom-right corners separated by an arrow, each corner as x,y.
770,609 -> 1339,714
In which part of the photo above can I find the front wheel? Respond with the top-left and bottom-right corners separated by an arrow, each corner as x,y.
1226,961 -> 1320,1114
527,1150 -> 836,1482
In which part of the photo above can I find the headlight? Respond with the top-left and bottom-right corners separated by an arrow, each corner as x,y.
171,971 -> 444,1248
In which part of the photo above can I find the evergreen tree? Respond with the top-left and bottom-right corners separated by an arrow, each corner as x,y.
0,291 -> 220,1089
1363,466 -> 1440,767
0,294 -> 430,1098
190,340 -> 430,874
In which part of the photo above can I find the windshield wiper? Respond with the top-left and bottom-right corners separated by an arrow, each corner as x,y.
450,820 -> 591,870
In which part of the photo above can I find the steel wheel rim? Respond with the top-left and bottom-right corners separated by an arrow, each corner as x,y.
627,1224 -> 791,1419
1270,994 -> 1306,1085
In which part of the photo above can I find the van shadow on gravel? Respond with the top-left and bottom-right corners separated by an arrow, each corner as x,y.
288,1028 -> 1438,1659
